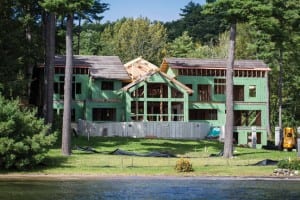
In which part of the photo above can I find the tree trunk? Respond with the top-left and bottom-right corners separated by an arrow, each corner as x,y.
223,23 -> 236,158
43,12 -> 50,123
46,13 -> 56,126
62,13 -> 73,156
278,49 -> 283,130
77,16 -> 81,55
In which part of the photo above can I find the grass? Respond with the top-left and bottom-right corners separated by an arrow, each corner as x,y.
1,136 -> 298,177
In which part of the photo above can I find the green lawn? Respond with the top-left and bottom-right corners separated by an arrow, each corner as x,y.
2,136 -> 298,177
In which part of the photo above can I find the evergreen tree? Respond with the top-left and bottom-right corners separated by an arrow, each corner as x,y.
204,0 -> 273,158
40,0 -> 94,156
0,95 -> 56,169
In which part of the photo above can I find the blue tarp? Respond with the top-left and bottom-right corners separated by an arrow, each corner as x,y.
207,127 -> 220,137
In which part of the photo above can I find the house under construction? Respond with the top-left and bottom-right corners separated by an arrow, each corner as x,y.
48,55 -> 270,148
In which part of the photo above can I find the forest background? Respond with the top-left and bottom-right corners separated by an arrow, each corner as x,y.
0,0 -> 300,136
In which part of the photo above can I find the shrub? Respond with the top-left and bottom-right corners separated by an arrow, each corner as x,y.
0,95 -> 57,169
175,158 -> 193,172
277,158 -> 300,170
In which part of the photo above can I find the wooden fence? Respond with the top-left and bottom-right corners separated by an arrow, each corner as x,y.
77,120 -> 210,139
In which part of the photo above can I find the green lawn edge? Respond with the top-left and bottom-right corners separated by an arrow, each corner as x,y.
1,136 -> 298,177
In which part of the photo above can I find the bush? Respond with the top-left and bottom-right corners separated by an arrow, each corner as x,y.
0,95 -> 57,169
277,158 -> 300,170
175,158 -> 193,172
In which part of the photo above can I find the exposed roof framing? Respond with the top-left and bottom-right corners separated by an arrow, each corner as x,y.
124,57 -> 159,81
163,58 -> 270,71
54,55 -> 130,80
122,70 -> 193,94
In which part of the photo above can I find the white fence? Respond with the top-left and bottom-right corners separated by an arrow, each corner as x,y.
77,120 -> 210,139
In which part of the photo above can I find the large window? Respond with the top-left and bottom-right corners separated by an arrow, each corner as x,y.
131,86 -> 144,98
234,110 -> 261,126
214,78 -> 226,94
198,84 -> 211,101
54,76 -> 81,99
171,87 -> 183,98
92,108 -> 116,121
147,83 -> 168,98
54,76 -> 64,96
189,109 -> 217,120
131,101 -> 144,121
233,85 -> 244,101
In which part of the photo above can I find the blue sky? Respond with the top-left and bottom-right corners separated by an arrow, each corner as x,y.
102,0 -> 206,22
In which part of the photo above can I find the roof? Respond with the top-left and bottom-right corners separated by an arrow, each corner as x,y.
55,55 -> 130,80
163,58 -> 270,71
124,57 -> 159,81
122,70 -> 193,94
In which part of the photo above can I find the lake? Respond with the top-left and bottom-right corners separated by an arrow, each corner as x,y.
1,177 -> 300,200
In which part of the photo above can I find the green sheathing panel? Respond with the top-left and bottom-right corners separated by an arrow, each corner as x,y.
234,77 -> 268,102
189,102 -> 226,126
170,68 -> 269,148
53,100 -> 84,121
53,74 -> 89,121
85,101 -> 125,122
90,79 -> 123,100
86,78 -> 125,122
124,73 -> 190,122
53,74 -> 90,101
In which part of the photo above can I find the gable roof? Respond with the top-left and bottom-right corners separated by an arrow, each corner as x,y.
121,70 -> 193,94
55,55 -> 130,80
124,57 -> 159,81
163,58 -> 270,71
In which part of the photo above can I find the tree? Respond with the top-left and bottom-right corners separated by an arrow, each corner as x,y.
165,1 -> 228,44
0,95 -> 56,169
43,12 -> 56,126
99,18 -> 167,65
204,0 -> 273,158
167,31 -> 195,57
73,0 -> 109,54
40,0 -> 94,156
0,0 -> 44,100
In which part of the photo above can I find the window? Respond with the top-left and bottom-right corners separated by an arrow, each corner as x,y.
147,101 -> 168,121
214,79 -> 225,94
189,109 -> 217,120
147,83 -> 168,98
233,85 -> 244,101
234,110 -> 261,126
186,84 -> 193,96
54,76 -> 81,99
249,85 -> 256,97
71,109 -> 75,122
198,84 -> 211,101
101,81 -> 114,90
171,87 -> 183,98
72,82 -> 82,99
92,108 -> 116,121
131,101 -> 144,121
54,76 -> 64,97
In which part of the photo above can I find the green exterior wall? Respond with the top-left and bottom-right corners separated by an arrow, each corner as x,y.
53,73 -> 125,122
124,73 -> 189,122
168,68 -> 269,148
53,63 -> 270,148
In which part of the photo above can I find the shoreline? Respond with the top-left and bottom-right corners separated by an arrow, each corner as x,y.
1,173 -> 300,181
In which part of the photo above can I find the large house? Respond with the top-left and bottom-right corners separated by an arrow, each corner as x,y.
50,55 -> 270,148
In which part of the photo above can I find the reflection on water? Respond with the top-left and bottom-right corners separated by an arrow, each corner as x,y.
1,177 -> 300,200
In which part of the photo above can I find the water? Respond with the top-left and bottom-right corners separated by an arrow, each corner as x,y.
1,177 -> 300,200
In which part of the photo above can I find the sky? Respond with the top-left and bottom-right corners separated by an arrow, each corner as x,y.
102,0 -> 206,23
